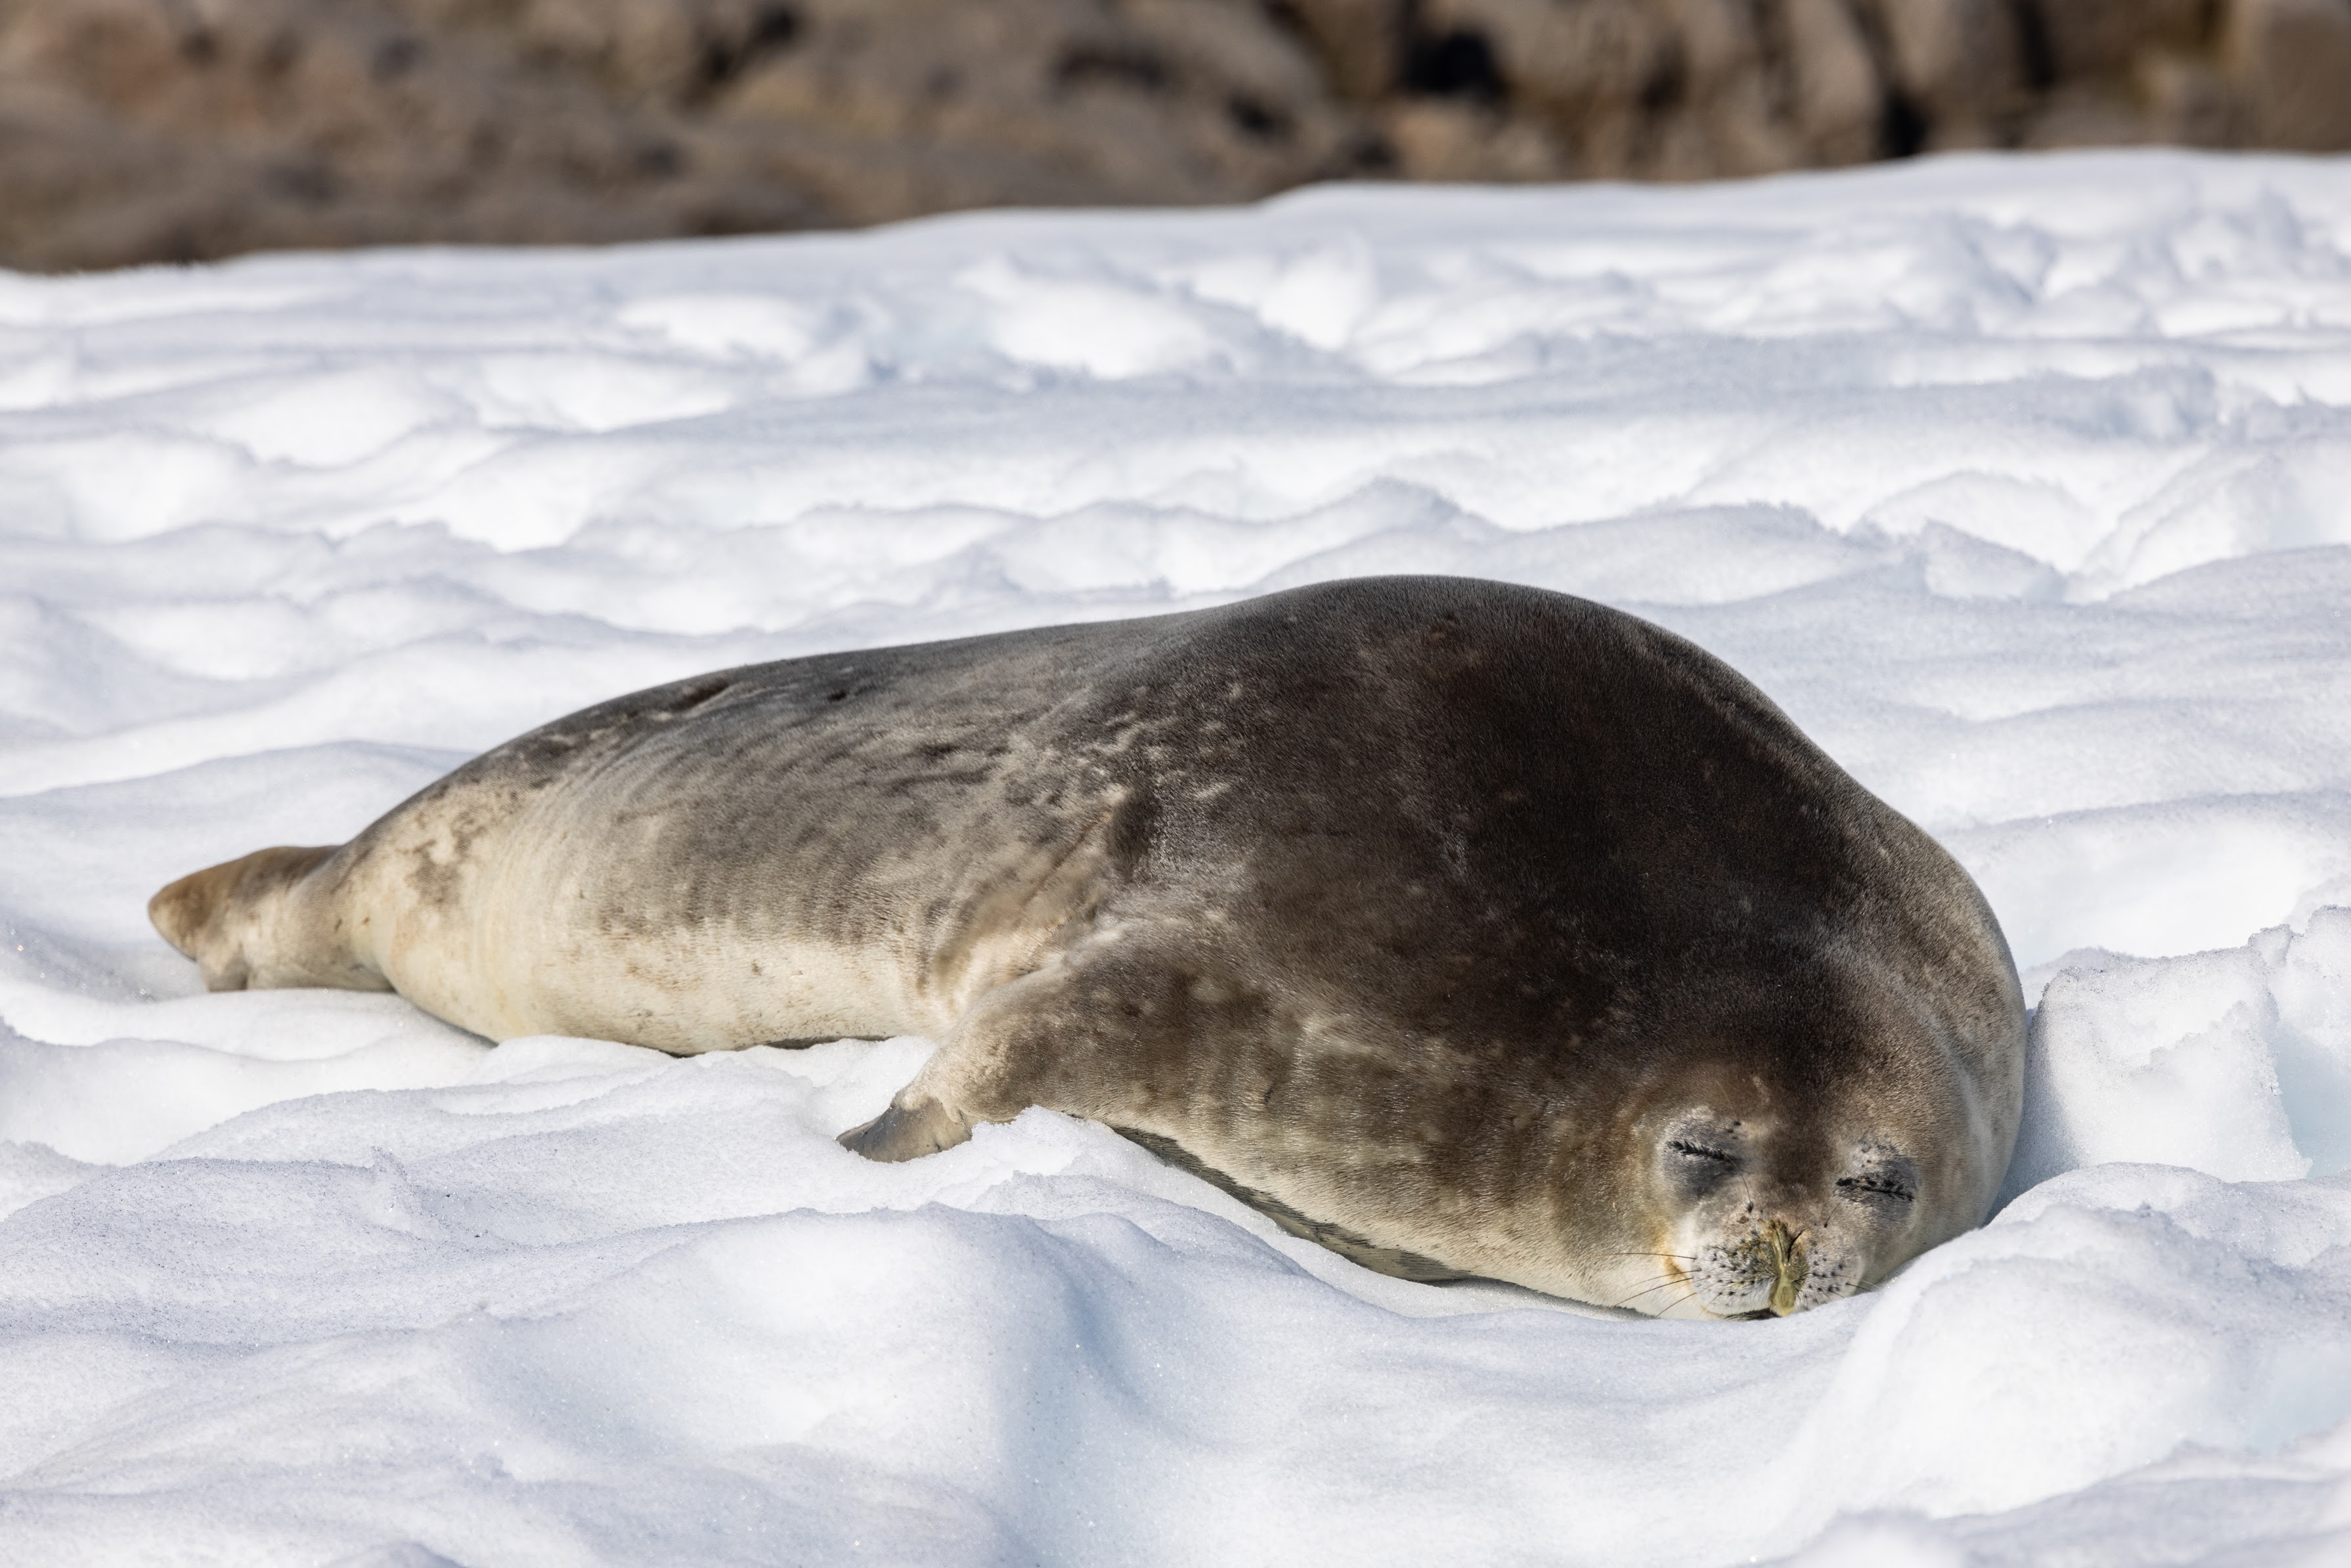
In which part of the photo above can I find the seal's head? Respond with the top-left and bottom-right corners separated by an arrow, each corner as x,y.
1635,1106 -> 1932,1317
1584,974 -> 2006,1320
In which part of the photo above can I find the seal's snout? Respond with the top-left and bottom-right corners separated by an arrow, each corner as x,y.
1763,1219 -> 1808,1317
1666,1208 -> 1845,1318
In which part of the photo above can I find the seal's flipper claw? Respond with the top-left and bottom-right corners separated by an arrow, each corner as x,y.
837,1098 -> 971,1162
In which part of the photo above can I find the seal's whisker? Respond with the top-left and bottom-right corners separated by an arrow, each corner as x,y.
1618,1276 -> 1707,1315
1612,1274 -> 1694,1309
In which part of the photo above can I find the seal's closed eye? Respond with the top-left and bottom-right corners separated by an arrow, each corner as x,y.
1835,1165 -> 1919,1207
1664,1137 -> 1744,1198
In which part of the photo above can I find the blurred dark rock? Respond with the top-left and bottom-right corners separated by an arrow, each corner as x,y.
1,0 -> 2346,272
2229,0 -> 2351,150
1864,0 -> 2027,148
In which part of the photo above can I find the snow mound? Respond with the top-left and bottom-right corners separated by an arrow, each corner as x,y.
2011,911 -> 2351,1196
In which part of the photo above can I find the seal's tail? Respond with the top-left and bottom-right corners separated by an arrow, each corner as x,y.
149,844 -> 354,992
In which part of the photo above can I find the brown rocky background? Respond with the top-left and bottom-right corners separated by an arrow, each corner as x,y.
3,0 -> 2348,272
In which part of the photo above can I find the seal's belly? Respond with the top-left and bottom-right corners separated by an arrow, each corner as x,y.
332,769 -> 956,1049
452,908 -> 934,1051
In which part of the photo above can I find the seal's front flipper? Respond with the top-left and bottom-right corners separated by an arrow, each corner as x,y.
838,1097 -> 972,1161
835,957 -> 1102,1163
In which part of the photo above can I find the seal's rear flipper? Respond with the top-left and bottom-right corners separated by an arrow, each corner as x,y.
149,844 -> 380,993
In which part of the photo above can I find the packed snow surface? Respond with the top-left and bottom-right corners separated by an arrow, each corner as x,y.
5,150 -> 2351,1567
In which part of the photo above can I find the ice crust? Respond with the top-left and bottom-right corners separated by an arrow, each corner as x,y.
3,150 -> 2351,1565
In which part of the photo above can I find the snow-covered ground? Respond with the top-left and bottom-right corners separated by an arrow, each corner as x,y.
4,150 -> 2351,1567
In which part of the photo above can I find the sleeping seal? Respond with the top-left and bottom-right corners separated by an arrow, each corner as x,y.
149,576 -> 2025,1317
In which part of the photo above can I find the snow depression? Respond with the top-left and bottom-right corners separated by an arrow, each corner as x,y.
3,149 -> 2350,1566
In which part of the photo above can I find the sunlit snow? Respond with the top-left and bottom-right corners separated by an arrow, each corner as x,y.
4,150 -> 2351,1567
